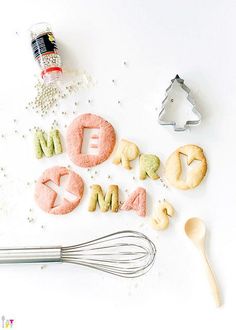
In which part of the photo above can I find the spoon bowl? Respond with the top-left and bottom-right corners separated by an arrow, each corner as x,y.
184,217 -> 206,244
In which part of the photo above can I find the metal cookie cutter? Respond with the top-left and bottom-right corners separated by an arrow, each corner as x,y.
158,74 -> 201,132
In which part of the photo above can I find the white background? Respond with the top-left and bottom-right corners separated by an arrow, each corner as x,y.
0,0 -> 235,329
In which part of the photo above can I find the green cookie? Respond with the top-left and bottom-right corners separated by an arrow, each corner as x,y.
34,129 -> 63,159
139,154 -> 160,180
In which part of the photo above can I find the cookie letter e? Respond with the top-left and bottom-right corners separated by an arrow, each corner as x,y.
66,113 -> 116,167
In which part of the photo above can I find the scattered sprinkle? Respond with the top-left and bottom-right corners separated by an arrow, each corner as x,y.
26,72 -> 93,116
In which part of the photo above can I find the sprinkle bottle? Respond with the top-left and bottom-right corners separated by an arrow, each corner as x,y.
30,22 -> 62,83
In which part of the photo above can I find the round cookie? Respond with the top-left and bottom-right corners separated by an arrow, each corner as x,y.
35,166 -> 84,215
165,144 -> 207,190
66,113 -> 116,167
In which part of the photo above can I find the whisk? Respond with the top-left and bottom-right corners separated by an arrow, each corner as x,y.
0,231 -> 156,278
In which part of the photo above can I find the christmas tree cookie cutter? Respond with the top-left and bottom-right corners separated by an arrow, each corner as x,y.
158,75 -> 201,132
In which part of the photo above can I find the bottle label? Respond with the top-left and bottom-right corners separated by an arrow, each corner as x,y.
31,32 -> 58,59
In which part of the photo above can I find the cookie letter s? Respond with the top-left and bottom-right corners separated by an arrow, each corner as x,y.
151,200 -> 174,230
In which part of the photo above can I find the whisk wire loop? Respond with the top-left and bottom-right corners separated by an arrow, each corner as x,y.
61,231 -> 156,278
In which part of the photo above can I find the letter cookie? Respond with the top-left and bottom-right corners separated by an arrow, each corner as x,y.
165,144 -> 207,190
88,184 -> 119,212
35,166 -> 84,215
139,154 -> 160,180
151,200 -> 174,230
113,139 -> 140,169
66,113 -> 116,167
34,129 -> 63,159
121,187 -> 146,217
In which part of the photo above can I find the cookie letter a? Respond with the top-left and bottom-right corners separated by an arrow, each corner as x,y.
113,139 -> 140,169
121,187 -> 146,217
88,185 -> 119,212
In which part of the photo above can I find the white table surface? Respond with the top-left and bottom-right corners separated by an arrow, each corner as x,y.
0,0 -> 235,329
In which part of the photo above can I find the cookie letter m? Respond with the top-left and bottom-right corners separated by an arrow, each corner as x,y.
34,129 -> 63,159
88,185 -> 119,212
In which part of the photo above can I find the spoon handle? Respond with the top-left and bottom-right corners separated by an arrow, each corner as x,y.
202,253 -> 221,307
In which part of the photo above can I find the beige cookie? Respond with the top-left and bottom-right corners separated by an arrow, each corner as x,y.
151,200 -> 174,230
113,139 -> 140,170
165,144 -> 207,190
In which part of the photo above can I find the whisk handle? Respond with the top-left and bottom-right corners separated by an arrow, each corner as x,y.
0,247 -> 61,264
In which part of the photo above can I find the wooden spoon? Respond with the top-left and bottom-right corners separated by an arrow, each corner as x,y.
184,218 -> 221,307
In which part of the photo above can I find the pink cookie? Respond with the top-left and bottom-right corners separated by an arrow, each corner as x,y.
35,166 -> 84,215
121,187 -> 146,217
66,113 -> 116,167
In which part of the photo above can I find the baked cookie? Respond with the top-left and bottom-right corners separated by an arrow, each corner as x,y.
34,129 -> 63,159
113,139 -> 140,169
165,144 -> 207,190
139,154 -> 160,180
35,166 -> 84,215
66,113 -> 116,167
151,200 -> 174,230
121,187 -> 146,217
88,184 -> 119,212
